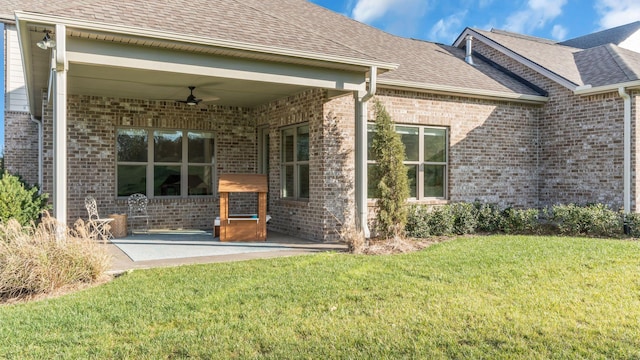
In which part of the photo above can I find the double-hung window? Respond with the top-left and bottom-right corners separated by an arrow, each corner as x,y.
367,124 -> 448,199
281,124 -> 309,199
116,128 -> 215,198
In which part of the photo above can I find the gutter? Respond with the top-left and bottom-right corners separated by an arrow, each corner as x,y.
378,79 -> 549,104
355,66 -> 378,238
619,87 -> 631,214
574,80 -> 640,96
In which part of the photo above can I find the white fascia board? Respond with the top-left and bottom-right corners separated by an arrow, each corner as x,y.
66,37 -> 367,92
455,28 -> 579,91
574,80 -> 640,96
14,11 -> 398,72
377,78 -> 549,104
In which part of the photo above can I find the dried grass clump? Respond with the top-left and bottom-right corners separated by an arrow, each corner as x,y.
0,213 -> 112,300
339,223 -> 431,255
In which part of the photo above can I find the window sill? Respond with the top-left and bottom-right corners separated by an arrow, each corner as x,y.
367,198 -> 449,206
277,198 -> 310,207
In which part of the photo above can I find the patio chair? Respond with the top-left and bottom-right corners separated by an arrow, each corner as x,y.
84,196 -> 114,242
128,193 -> 150,234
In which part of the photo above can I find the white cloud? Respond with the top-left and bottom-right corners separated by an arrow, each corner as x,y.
551,24 -> 568,40
429,11 -> 468,44
596,0 -> 640,29
503,0 -> 568,34
350,0 -> 430,37
351,0 -> 395,23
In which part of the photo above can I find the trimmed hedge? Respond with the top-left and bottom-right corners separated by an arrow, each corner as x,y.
406,202 -> 633,238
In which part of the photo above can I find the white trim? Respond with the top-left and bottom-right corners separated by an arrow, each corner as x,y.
53,24 -> 67,225
574,81 -> 640,96
454,28 -> 579,91
377,78 -> 549,104
619,87 -> 631,214
14,11 -> 398,71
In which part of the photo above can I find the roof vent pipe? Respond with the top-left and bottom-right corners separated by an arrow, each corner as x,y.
465,35 -> 474,65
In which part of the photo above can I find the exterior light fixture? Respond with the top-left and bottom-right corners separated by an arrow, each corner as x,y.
36,32 -> 56,50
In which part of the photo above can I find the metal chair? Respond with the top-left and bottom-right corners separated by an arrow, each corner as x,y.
127,193 -> 150,234
84,196 -> 114,242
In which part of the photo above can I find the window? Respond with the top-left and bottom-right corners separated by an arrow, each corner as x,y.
116,128 -> 215,198
367,124 -> 447,199
281,124 -> 309,199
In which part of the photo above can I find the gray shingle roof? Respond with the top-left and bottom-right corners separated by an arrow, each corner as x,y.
2,0 -> 546,97
472,27 -> 640,88
473,29 -> 585,86
560,21 -> 640,49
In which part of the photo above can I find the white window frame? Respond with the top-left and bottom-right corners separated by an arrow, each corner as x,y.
367,124 -> 448,200
116,127 -> 216,199
280,123 -> 310,200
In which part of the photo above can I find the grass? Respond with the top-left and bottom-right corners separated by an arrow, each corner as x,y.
1,235 -> 639,359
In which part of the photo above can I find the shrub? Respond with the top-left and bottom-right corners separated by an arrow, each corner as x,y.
0,214 -> 111,300
474,202 -> 502,233
625,212 -> 640,238
0,171 -> 49,227
406,205 -> 432,238
500,208 -> 539,234
547,203 -> 622,237
426,206 -> 454,236
450,202 -> 477,235
370,101 -> 410,239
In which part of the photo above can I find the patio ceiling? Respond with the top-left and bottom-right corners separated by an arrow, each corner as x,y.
20,23 -> 370,118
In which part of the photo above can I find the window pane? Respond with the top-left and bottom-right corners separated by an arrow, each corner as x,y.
117,165 -> 146,197
117,129 -> 147,162
424,165 -> 445,198
406,164 -> 417,198
283,165 -> 294,198
297,125 -> 309,161
188,166 -> 213,195
298,164 -> 309,199
367,124 -> 375,160
154,130 -> 182,162
425,128 -> 447,162
367,164 -> 379,199
188,132 -> 215,163
155,165 -> 181,196
397,126 -> 419,161
283,128 -> 294,163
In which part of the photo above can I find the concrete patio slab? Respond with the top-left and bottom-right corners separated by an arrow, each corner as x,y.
105,230 -> 347,274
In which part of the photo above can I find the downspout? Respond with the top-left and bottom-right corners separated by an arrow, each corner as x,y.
29,115 -> 43,190
355,66 -> 377,238
619,87 -> 631,217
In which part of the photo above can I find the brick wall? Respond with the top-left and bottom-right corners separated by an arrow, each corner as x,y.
4,111 -> 39,185
474,42 -> 628,210
39,95 -> 257,229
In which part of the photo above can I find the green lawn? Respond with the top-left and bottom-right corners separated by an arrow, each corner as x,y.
1,236 -> 639,359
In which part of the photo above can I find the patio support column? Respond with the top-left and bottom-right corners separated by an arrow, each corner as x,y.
354,92 -> 370,238
53,24 -> 68,225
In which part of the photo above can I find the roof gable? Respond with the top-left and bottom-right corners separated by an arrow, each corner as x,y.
560,21 -> 640,50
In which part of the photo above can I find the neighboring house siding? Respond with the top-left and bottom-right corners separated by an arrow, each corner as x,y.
620,31 -> 640,53
474,42 -> 628,210
5,25 -> 29,112
3,111 -> 39,185
39,95 -> 257,228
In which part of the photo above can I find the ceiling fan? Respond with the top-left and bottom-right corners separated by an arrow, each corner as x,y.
177,86 -> 202,106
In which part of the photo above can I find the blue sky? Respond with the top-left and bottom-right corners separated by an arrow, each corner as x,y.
2,1 -> 640,153
309,0 -> 640,44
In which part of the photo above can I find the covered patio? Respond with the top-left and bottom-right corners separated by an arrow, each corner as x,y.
12,11 -> 396,241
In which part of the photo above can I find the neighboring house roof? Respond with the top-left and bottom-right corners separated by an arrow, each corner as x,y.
460,27 -> 640,91
560,21 -> 640,49
1,0 -> 549,101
